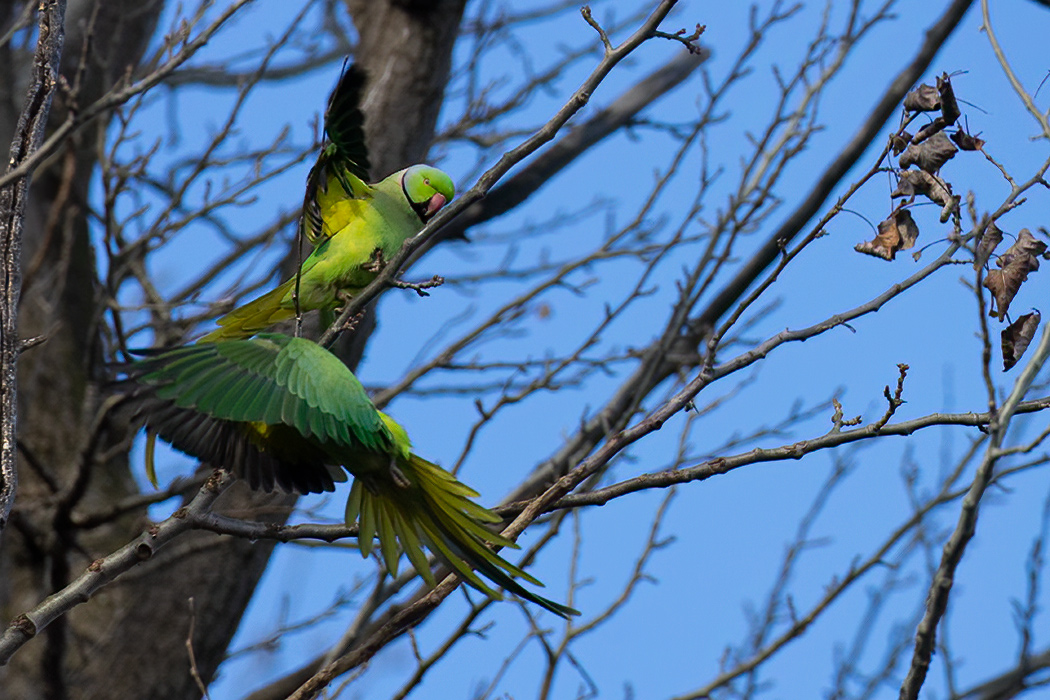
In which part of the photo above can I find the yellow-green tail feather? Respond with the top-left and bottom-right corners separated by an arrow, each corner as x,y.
200,280 -> 296,342
145,429 -> 159,488
344,453 -> 578,618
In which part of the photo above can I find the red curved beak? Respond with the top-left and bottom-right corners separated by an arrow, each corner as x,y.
424,193 -> 447,219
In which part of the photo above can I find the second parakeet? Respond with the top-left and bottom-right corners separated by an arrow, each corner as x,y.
201,67 -> 455,342
120,334 -> 577,618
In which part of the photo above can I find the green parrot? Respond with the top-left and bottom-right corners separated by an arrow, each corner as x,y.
121,333 -> 577,618
200,67 -> 456,342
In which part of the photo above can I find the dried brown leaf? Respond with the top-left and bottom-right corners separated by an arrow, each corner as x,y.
1002,311 -> 1040,371
855,209 -> 919,261
999,228 -> 1047,267
910,74 -> 962,143
891,170 -> 947,202
937,72 -> 960,126
904,83 -> 939,112
914,117 -> 949,144
899,132 -> 957,173
984,230 -> 1046,320
891,170 -> 923,198
892,210 -> 920,251
985,269 -> 1020,321
951,128 -> 985,151
890,170 -> 958,222
890,130 -> 913,155
973,220 -> 1003,270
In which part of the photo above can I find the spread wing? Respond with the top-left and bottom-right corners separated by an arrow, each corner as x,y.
121,334 -> 394,492
301,65 -> 372,245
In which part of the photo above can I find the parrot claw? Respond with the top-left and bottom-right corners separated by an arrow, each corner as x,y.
332,293 -> 366,334
389,459 -> 411,489
362,247 -> 387,273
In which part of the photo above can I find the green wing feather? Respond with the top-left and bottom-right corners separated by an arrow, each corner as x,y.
270,336 -> 392,450
124,335 -> 377,493
322,66 -> 370,184
121,334 -> 577,617
131,334 -> 390,458
301,65 -> 371,245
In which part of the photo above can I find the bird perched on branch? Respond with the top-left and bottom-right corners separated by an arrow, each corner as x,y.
201,66 -> 455,342
120,333 -> 577,618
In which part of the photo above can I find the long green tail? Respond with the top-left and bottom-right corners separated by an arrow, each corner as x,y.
199,279 -> 295,342
345,453 -> 578,618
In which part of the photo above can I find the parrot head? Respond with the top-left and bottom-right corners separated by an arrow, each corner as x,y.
402,164 -> 455,222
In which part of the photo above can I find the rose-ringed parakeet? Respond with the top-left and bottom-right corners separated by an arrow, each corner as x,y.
121,333 -> 577,618
200,67 -> 455,342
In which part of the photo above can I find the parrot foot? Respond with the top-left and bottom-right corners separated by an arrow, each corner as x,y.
332,291 -> 367,332
362,248 -> 387,273
388,459 -> 411,489
391,274 -> 445,298
341,312 -> 366,333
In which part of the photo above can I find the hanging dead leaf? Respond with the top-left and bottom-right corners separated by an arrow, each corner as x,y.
891,170 -> 923,198
951,128 -> 985,151
937,72 -> 960,126
910,74 -> 962,143
914,118 -> 947,144
985,268 -> 1024,321
890,130 -> 913,155
1002,311 -> 1040,371
855,209 -> 919,261
999,228 -> 1047,267
973,220 -> 1003,270
890,170 -> 958,222
904,83 -> 939,112
899,132 -> 957,173
984,230 -> 1047,320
